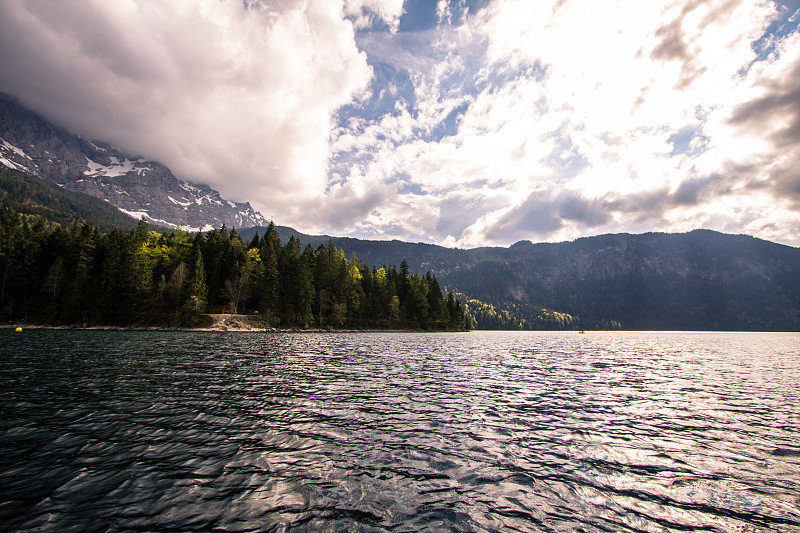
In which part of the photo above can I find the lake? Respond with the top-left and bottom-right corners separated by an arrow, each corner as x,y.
1,330 -> 799,532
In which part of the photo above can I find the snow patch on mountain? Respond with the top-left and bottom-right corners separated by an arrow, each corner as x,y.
1,137 -> 37,174
85,139 -> 108,153
168,195 -> 193,207
118,208 -> 149,219
84,156 -> 137,177
2,138 -> 32,159
179,181 -> 200,193
1,152 -> 29,174
118,208 -> 176,229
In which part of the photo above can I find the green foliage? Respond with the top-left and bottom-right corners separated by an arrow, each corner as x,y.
461,297 -> 582,330
9,165 -> 791,330
0,217 -> 466,329
241,225 -> 800,331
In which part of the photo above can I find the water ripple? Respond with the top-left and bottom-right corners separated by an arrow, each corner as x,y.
1,330 -> 799,532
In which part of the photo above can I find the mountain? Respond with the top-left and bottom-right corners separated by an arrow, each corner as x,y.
0,165 -> 140,231
240,226 -> 800,331
446,231 -> 800,331
0,93 -> 267,231
2,94 -> 797,331
238,225 -> 462,271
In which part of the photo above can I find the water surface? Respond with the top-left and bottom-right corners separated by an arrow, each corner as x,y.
1,330 -> 799,531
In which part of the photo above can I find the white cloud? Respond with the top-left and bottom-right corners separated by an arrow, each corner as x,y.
2,0 -> 798,247
328,0 -> 800,247
344,0 -> 405,31
463,0 -> 800,246
0,0 -> 375,227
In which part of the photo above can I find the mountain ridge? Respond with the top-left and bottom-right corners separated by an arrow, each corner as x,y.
2,94 -> 798,331
2,169 -> 798,330
238,225 -> 800,331
0,165 -> 141,231
0,92 -> 267,231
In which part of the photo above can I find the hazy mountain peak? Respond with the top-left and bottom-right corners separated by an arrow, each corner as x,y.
0,93 -> 267,231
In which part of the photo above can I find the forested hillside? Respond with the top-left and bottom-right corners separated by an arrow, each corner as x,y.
0,216 -> 468,330
3,166 -> 797,331
0,167 -> 139,231
0,168 -> 562,331
445,232 -> 800,331
240,226 -> 800,331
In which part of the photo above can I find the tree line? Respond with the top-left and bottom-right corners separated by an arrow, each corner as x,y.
0,215 -> 468,329
461,297 -> 582,330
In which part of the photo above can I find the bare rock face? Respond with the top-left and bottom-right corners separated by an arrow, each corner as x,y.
0,93 -> 267,231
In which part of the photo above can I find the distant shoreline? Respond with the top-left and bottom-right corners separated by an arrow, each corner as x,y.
5,314 -> 469,333
7,321 -> 797,333
6,326 -> 468,333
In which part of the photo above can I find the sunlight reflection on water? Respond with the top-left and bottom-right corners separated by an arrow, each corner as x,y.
1,330 -> 799,531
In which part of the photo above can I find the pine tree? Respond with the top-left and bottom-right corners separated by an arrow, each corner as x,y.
248,232 -> 260,250
427,273 -> 447,328
258,222 -> 281,319
184,250 -> 207,313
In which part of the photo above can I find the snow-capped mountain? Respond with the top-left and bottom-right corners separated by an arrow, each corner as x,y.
0,93 -> 267,231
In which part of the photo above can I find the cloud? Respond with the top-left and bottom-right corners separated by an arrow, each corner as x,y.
700,29 -> 800,227
345,0 -> 405,31
433,186 -> 512,239
485,188 -> 611,244
649,0 -> 746,89
0,0 -> 380,226
729,51 -> 800,148
2,0 -> 799,248
328,0 -> 800,247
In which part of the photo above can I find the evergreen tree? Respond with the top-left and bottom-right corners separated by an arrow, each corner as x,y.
427,274 -> 447,328
166,261 -> 187,313
248,232 -> 260,250
0,215 -> 25,316
0,215 -> 471,330
184,249 -> 208,313
258,222 -> 281,320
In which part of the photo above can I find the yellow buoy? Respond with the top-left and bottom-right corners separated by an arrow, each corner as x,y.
15,327 -> 22,332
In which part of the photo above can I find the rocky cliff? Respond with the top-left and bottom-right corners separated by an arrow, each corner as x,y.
0,93 -> 267,231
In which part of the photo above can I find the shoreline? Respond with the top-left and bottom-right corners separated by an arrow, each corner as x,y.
5,325 -> 467,333
5,314 -> 469,333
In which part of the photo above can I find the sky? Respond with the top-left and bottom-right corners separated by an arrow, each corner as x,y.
1,0 -> 799,248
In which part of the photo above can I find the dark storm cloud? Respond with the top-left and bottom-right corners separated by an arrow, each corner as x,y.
672,176 -> 717,205
650,18 -> 690,62
559,193 -> 611,226
768,156 -> 800,199
486,190 -> 612,243
604,188 -> 669,218
730,56 -> 800,147
622,172 -> 734,211
485,166 -> 764,244
729,52 -> 800,206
